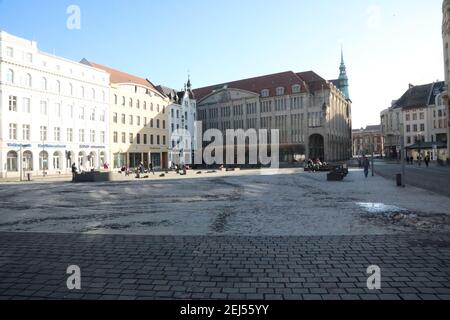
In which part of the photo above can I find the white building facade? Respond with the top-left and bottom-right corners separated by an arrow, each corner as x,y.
156,80 -> 196,167
0,31 -> 110,179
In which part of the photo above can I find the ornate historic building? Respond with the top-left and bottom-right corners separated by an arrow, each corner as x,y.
156,78 -> 197,167
193,53 -> 352,163
352,125 -> 384,157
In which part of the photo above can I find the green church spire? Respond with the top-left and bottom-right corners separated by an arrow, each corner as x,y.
338,47 -> 350,100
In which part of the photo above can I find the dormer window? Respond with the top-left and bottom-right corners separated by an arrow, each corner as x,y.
276,87 -> 285,96
261,89 -> 270,98
292,84 -> 301,94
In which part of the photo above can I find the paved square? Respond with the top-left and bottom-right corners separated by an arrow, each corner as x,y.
1,169 -> 450,300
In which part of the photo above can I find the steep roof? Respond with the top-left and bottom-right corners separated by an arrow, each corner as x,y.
193,71 -> 310,102
297,71 -> 330,92
81,59 -> 157,91
394,83 -> 433,110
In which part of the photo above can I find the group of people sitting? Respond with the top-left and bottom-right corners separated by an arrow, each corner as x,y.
305,158 -> 329,172
120,162 -> 155,176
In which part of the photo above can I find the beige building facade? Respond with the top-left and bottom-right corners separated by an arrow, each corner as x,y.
82,60 -> 169,170
352,125 -> 384,157
194,69 -> 352,163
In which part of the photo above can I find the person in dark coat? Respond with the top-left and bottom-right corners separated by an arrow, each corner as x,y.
363,157 -> 370,178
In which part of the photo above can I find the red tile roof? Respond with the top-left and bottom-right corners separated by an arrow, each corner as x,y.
81,59 -> 158,91
193,70 -> 331,102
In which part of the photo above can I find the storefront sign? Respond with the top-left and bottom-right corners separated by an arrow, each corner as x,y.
7,143 -> 32,148
38,144 -> 67,149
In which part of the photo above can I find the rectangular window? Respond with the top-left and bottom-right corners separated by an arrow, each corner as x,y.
129,115 -> 133,125
113,132 -> 118,143
150,119 -> 154,128
40,126 -> 48,141
163,120 -> 166,129
137,134 -> 141,144
150,135 -> 154,145
137,116 -> 141,126
100,131 -> 105,144
129,133 -> 134,144
79,129 -> 85,143
163,136 -> 166,145
9,96 -> 17,112
90,109 -> 95,121
6,47 -> 13,58
23,98 -> 31,113
157,119 -> 160,129
9,124 -> 17,140
54,127 -> 61,142
420,124 -> 425,131
79,107 -> 85,120
67,129 -> 73,142
40,101 -> 48,115
157,135 -> 160,145
121,114 -> 126,124
143,134 -> 147,145
100,111 -> 106,122
121,132 -> 126,143
55,103 -> 61,118
113,113 -> 118,123
90,130 -> 95,143
23,125 -> 31,141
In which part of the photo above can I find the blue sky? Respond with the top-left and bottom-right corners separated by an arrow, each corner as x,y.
0,0 -> 444,128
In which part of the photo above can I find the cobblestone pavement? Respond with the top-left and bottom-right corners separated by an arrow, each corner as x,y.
1,232 -> 450,300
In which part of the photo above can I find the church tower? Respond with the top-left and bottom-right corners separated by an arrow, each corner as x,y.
338,48 -> 350,100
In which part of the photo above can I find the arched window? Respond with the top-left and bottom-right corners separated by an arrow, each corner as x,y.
78,152 -> 86,170
88,151 -> 96,168
56,80 -> 61,93
25,73 -> 32,87
114,94 -> 118,104
143,101 -> 147,110
100,152 -> 106,166
23,151 -> 33,171
7,151 -> 18,172
129,98 -> 133,107
53,151 -> 62,170
7,69 -> 14,84
261,89 -> 269,98
41,77 -> 48,91
39,151 -> 49,171
92,88 -> 96,100
137,99 -> 140,109
122,96 -> 126,106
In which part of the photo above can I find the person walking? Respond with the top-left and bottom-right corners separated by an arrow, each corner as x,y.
149,162 -> 155,175
363,157 -> 370,178
71,163 -> 77,181
425,154 -> 430,168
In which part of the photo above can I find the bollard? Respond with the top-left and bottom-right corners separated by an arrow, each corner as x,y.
396,174 -> 402,187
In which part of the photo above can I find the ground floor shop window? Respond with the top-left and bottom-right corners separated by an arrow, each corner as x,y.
39,151 -> 49,171
7,151 -> 18,172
